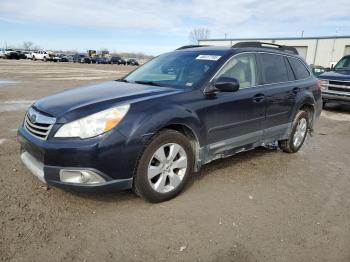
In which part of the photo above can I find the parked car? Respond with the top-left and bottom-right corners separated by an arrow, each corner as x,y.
66,55 -> 74,62
16,51 -> 28,59
25,51 -> 33,59
318,55 -> 350,106
57,54 -> 69,62
73,54 -> 86,63
18,42 -> 322,202
127,59 -> 139,66
109,56 -> 126,65
95,57 -> 109,64
309,64 -> 325,77
32,50 -> 50,61
0,48 -> 20,59
48,53 -> 60,62
81,57 -> 91,64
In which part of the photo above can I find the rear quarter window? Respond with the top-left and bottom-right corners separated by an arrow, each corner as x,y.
288,57 -> 310,80
260,53 -> 289,84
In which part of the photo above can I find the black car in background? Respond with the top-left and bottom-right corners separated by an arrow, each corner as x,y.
127,59 -> 139,66
109,56 -> 126,65
16,51 -> 28,59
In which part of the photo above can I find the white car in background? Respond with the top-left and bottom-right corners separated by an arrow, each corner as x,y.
31,50 -> 50,61
25,52 -> 33,59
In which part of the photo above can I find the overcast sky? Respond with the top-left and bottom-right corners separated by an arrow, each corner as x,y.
1,0 -> 350,55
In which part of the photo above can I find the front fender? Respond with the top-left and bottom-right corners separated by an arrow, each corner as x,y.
117,103 -> 203,147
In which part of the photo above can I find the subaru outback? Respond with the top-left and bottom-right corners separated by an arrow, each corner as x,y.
18,42 -> 322,202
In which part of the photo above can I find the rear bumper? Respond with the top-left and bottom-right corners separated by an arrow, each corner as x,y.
20,151 -> 133,192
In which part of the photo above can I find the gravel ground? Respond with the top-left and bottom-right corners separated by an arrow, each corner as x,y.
0,59 -> 349,262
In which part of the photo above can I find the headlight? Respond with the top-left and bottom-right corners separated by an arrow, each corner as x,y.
319,80 -> 329,90
54,104 -> 130,139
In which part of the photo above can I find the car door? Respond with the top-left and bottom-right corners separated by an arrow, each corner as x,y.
258,53 -> 297,139
202,53 -> 266,154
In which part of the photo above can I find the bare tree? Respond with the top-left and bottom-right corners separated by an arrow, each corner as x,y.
189,28 -> 210,44
22,41 -> 34,50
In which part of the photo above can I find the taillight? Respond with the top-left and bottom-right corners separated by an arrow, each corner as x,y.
316,80 -> 321,91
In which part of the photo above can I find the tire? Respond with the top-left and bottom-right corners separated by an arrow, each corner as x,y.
33,56 -> 36,61
133,129 -> 194,203
43,57 -> 47,62
323,101 -> 326,109
279,110 -> 309,153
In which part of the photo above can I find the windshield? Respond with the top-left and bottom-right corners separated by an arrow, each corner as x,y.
124,52 -> 220,88
334,56 -> 350,71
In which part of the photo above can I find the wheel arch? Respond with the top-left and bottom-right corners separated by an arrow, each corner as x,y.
293,93 -> 316,129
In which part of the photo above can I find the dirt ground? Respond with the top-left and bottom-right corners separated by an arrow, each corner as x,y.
0,59 -> 349,262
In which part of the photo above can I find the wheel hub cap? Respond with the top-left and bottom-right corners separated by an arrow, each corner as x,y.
293,118 -> 307,148
147,143 -> 188,193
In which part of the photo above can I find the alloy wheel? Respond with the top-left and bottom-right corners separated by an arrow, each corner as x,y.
293,118 -> 307,148
147,143 -> 188,193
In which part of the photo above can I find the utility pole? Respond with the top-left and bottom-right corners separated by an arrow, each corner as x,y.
301,30 -> 304,38
225,33 -> 227,39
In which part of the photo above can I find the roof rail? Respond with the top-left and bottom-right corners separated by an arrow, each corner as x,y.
232,42 -> 299,55
176,45 -> 210,50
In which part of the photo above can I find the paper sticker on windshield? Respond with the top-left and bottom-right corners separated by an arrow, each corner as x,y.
196,55 -> 221,61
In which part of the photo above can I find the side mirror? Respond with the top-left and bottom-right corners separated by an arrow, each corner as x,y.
330,64 -> 334,71
214,77 -> 240,92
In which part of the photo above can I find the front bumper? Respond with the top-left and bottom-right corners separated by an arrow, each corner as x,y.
18,126 -> 142,192
322,91 -> 350,105
20,151 -> 133,192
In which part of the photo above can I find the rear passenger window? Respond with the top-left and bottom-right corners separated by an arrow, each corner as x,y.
260,53 -> 289,84
288,58 -> 310,79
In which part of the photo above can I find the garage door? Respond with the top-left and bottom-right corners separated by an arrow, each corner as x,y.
344,46 -> 350,56
294,46 -> 308,59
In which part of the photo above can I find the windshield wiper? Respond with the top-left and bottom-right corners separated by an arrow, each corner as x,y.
116,79 -> 129,83
134,80 -> 163,87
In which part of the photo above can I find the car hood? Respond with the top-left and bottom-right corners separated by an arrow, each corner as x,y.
34,81 -> 183,123
319,70 -> 350,81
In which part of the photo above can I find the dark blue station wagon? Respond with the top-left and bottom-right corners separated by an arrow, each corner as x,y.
18,42 -> 322,202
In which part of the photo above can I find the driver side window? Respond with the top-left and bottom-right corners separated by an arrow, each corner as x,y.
215,53 -> 258,89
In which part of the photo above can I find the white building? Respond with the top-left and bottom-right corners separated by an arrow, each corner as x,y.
199,36 -> 350,68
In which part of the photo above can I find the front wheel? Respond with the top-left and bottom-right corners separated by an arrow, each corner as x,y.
279,110 -> 309,153
133,129 -> 194,203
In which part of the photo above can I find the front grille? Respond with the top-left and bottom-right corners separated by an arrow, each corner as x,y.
24,107 -> 56,140
328,80 -> 350,94
329,81 -> 350,87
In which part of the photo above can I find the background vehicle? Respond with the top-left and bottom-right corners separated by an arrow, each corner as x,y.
73,54 -> 86,63
127,58 -> 139,66
18,42 -> 322,202
25,52 -> 33,59
66,54 -> 74,62
310,64 -> 325,77
57,54 -> 69,62
95,57 -> 109,64
48,53 -> 60,62
32,50 -> 50,61
318,55 -> 350,106
16,51 -> 28,59
109,56 -> 126,65
0,48 -> 20,59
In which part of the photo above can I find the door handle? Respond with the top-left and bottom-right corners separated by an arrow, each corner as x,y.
292,87 -> 300,94
252,93 -> 265,103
